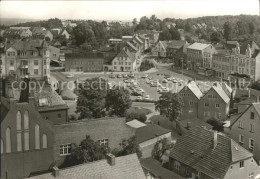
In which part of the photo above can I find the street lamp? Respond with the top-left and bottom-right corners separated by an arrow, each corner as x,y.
181,58 -> 183,80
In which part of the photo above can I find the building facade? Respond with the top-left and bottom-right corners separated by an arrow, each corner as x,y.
65,53 -> 104,72
230,103 -> 260,164
5,39 -> 51,81
212,51 -> 231,80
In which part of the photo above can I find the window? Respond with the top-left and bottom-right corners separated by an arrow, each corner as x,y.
34,60 -> 38,66
44,69 -> 46,75
35,124 -> 40,149
98,139 -> 109,148
114,62 -> 116,65
208,94 -> 213,98
186,167 -> 190,175
6,127 -> 11,153
10,60 -> 14,66
24,110 -> 29,151
240,161 -> 244,168
249,139 -> 254,150
250,112 -> 254,119
44,60 -> 46,65
60,144 -> 72,156
1,139 -> 3,154
238,121 -> 244,129
239,134 -> 244,144
215,104 -> 220,108
197,171 -> 201,177
204,103 -> 209,107
42,134 -> 47,149
174,161 -> 180,171
189,101 -> 194,106
16,111 -> 22,152
57,114 -> 61,118
250,124 -> 254,133
34,69 -> 38,75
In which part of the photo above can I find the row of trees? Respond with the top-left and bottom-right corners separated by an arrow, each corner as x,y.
76,78 -> 132,119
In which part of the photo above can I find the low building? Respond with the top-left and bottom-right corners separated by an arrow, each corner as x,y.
166,40 -> 189,58
65,52 -> 104,72
136,124 -> 171,158
32,27 -> 53,41
51,28 -> 70,39
27,154 -> 146,179
169,127 -> 260,179
3,28 -> 32,38
230,102 -> 260,164
53,117 -> 135,165
152,41 -> 168,57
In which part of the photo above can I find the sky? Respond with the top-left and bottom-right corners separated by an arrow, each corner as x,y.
0,0 -> 259,21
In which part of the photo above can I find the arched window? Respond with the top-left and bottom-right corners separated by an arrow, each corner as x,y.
16,111 -> 22,151
42,134 -> 47,149
6,127 -> 11,153
24,110 -> 29,151
35,124 -> 40,149
1,139 -> 3,154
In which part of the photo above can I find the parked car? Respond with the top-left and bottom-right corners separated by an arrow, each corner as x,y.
148,77 -> 153,80
162,79 -> 168,83
66,74 -> 74,78
110,74 -> 116,78
117,74 -> 122,78
146,79 -> 151,84
136,96 -> 142,101
128,74 -> 135,78
144,95 -> 150,100
123,74 -> 128,78
142,74 -> 148,78
136,88 -> 144,93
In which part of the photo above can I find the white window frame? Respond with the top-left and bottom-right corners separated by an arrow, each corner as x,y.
240,161 -> 244,168
59,143 -> 72,156
174,161 -> 180,171
98,139 -> 109,148
249,139 -> 254,150
239,134 -> 244,144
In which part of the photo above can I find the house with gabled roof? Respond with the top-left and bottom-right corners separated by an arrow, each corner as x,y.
230,102 -> 260,164
198,83 -> 230,121
152,40 -> 168,57
179,81 -> 203,119
32,27 -> 53,41
169,127 -> 260,179
3,29 -> 32,39
111,47 -> 137,72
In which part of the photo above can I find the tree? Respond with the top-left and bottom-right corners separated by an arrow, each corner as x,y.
251,80 -> 260,91
248,22 -> 255,35
73,23 -> 96,46
236,20 -> 248,35
223,21 -> 234,40
185,35 -> 193,44
109,22 -> 123,38
132,18 -> 138,26
207,119 -> 224,132
152,138 -> 174,163
169,27 -> 181,40
155,92 -> 184,121
106,87 -> 132,117
112,136 -> 142,158
210,31 -> 222,43
159,29 -> 172,41
47,18 -> 63,29
184,22 -> 192,32
60,135 -> 108,168
76,78 -> 107,119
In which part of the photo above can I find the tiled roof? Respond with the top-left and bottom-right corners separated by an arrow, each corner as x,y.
140,157 -> 184,179
170,127 -> 253,179
252,102 -> 260,116
177,118 -> 212,130
117,48 -> 136,62
187,42 -> 210,50
127,41 -> 138,52
27,154 -> 146,179
136,124 -> 171,144
11,39 -> 45,51
4,29 -> 24,36
126,119 -> 147,128
134,36 -> 144,44
212,83 -> 230,103
186,81 -> 203,99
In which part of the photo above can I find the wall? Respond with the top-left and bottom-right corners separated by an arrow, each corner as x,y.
198,88 -> 229,121
53,118 -> 135,165
65,58 -> 104,72
1,97 -> 54,179
230,105 -> 260,163
112,56 -> 133,72
39,108 -> 68,124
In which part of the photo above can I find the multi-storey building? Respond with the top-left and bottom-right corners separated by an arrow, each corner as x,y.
187,43 -> 216,76
230,43 -> 260,83
212,50 -> 232,80
230,102 -> 260,164
179,81 -> 203,119
5,39 -> 51,81
198,83 -> 230,121
169,127 -> 260,179
65,52 -> 104,72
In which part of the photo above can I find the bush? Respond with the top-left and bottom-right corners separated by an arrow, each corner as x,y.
207,118 -> 224,132
140,60 -> 154,72
125,107 -> 151,123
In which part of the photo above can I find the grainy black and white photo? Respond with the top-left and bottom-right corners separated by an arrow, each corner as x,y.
0,0 -> 260,178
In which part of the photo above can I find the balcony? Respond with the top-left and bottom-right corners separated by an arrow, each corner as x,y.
19,64 -> 28,69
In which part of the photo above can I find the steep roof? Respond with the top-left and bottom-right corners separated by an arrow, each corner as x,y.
212,83 -> 230,103
185,81 -> 203,99
126,119 -> 147,128
170,127 -> 253,179
27,154 -> 146,179
136,124 -> 171,144
117,48 -> 136,62
187,42 -> 210,50
10,39 -> 45,51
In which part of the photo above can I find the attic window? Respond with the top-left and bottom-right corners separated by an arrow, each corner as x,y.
39,98 -> 48,106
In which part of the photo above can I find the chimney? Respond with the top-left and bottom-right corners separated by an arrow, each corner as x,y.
187,122 -> 191,129
212,131 -> 218,149
19,75 -> 30,103
52,166 -> 59,177
248,89 -> 251,98
106,153 -> 115,166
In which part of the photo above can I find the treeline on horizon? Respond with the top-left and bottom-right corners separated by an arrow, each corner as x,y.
1,15 -> 260,48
